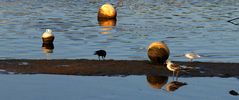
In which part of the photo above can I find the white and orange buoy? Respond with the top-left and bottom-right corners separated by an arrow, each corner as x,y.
147,41 -> 170,64
98,3 -> 117,20
42,29 -> 54,44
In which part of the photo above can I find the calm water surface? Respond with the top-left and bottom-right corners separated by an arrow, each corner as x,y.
0,74 -> 238,100
0,0 -> 239,62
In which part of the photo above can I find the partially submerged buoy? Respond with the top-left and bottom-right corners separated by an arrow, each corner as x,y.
147,41 -> 170,64
98,3 -> 117,20
42,29 -> 54,44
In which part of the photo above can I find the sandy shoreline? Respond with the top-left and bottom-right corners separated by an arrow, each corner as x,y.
0,59 -> 238,77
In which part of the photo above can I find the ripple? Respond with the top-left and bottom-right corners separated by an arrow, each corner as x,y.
0,0 -> 239,62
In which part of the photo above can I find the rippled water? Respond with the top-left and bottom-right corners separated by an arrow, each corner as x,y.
0,0 -> 239,62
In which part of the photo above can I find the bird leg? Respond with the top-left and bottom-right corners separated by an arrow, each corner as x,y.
172,71 -> 175,81
176,71 -> 180,81
98,56 -> 101,60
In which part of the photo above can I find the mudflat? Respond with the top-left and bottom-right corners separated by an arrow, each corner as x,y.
0,59 -> 238,77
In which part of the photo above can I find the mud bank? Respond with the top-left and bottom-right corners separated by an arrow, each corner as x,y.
0,59 -> 238,77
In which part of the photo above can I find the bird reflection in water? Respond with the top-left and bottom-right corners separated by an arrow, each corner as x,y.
146,74 -> 187,92
165,81 -> 187,92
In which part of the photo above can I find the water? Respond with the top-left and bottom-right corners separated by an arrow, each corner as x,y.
0,0 -> 239,62
0,74 -> 238,100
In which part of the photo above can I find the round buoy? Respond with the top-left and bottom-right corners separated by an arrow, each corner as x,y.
98,3 -> 117,20
147,41 -> 170,64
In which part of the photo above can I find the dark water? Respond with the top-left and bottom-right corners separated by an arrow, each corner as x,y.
0,0 -> 239,62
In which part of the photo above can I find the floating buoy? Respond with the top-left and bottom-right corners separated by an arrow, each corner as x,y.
98,3 -> 117,20
147,41 -> 170,64
42,29 -> 54,44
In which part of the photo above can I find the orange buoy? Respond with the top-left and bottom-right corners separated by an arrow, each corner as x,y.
147,41 -> 170,64
98,3 -> 117,20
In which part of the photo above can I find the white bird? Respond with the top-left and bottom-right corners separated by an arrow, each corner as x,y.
166,60 -> 181,80
185,52 -> 200,62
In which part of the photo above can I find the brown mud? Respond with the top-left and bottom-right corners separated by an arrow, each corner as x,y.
0,59 -> 238,77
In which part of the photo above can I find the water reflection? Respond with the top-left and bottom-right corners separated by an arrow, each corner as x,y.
165,81 -> 187,92
146,74 -> 187,92
146,75 -> 168,89
98,19 -> 116,34
42,43 -> 54,54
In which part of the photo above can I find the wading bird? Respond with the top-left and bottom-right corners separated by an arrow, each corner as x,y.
166,60 -> 181,80
185,52 -> 200,62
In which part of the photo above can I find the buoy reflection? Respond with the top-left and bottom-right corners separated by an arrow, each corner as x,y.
146,75 -> 168,89
98,18 -> 116,34
42,43 -> 54,54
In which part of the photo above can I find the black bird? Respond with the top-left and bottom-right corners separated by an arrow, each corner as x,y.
94,50 -> 107,60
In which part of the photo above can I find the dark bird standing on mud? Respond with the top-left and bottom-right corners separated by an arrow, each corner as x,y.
94,50 -> 107,60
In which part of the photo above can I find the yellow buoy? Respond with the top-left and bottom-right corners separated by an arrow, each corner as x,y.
98,3 -> 117,20
147,41 -> 170,64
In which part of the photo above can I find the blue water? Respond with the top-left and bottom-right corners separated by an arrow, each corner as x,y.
0,74 -> 238,100
0,0 -> 239,62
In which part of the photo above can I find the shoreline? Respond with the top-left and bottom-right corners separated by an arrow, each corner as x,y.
0,59 -> 238,77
